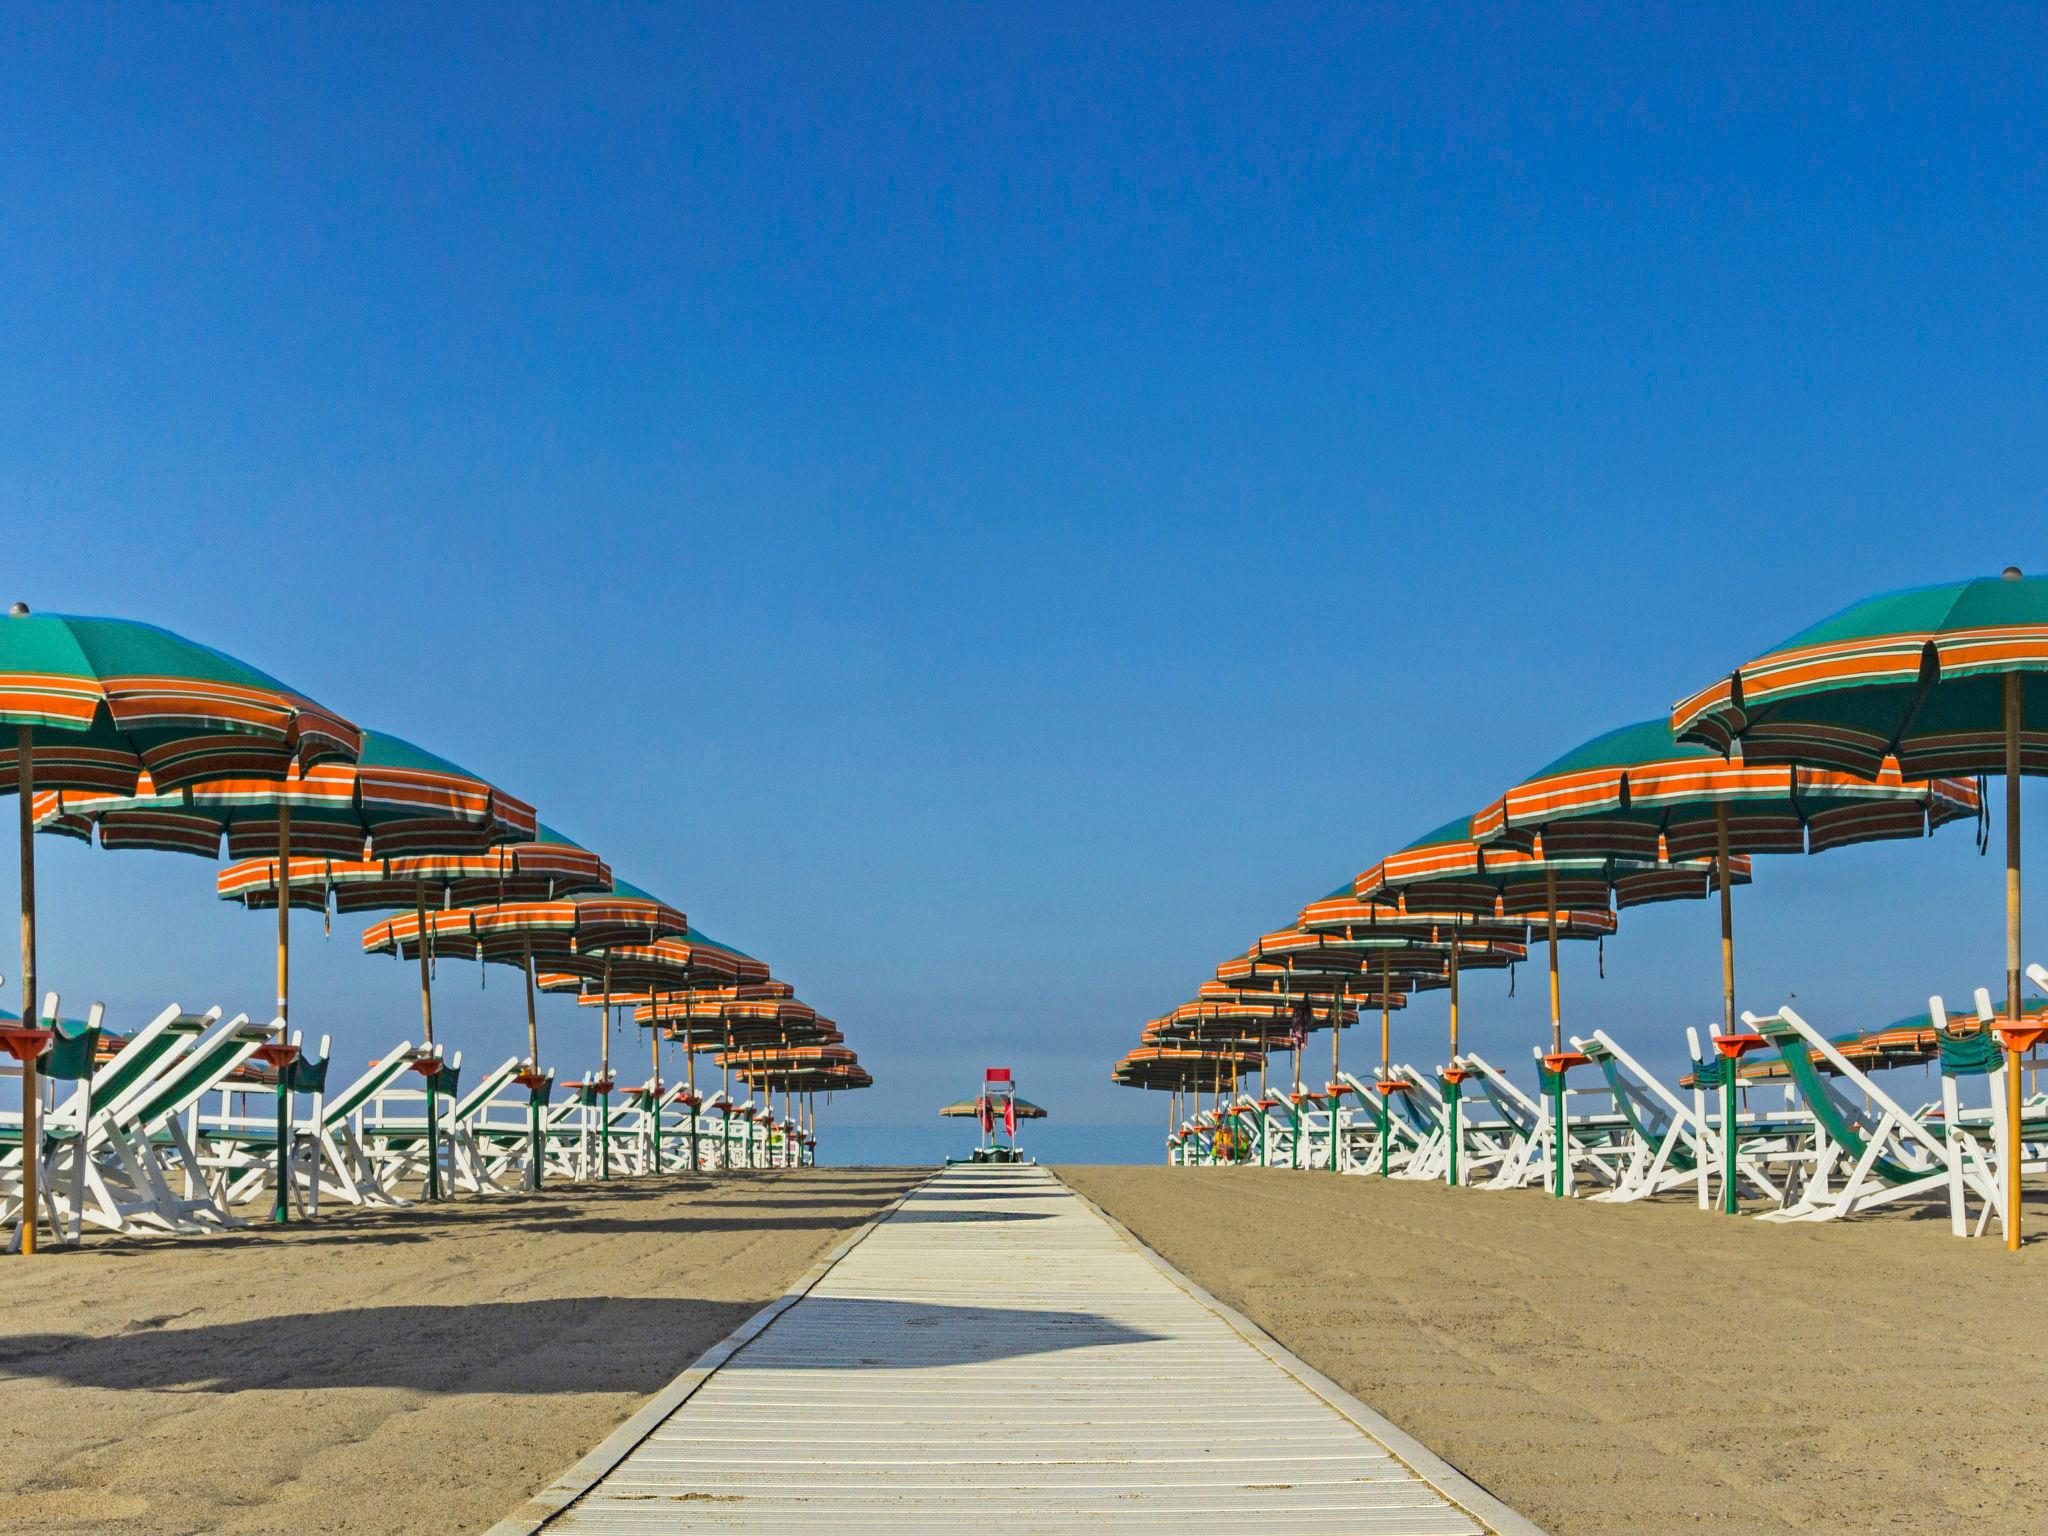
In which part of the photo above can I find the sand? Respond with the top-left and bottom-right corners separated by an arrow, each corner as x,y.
0,1167 -> 924,1536
1059,1164 -> 2048,1536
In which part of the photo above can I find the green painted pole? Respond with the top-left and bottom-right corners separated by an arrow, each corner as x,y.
272,1069 -> 291,1224
1723,1071 -> 1739,1215
1552,1072 -> 1566,1199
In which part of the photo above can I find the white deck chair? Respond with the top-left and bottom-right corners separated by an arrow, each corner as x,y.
1747,1004 -> 2002,1229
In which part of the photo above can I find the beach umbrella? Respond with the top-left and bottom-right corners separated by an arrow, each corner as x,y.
44,730 -> 537,1209
362,880 -> 688,1182
1673,566 -> 2048,1246
0,605 -> 361,1252
539,927 -> 772,1175
214,823 -> 609,1192
1289,893 -> 1581,1178
1471,715 -> 1979,1208
1350,816 -> 1738,1187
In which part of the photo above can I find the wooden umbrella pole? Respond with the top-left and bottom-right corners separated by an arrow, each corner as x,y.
1716,800 -> 1736,1037
1327,988 -> 1342,1171
272,805 -> 292,1225
1447,926 -> 1463,1188
522,938 -> 540,1066
413,879 -> 440,1199
2005,673 -> 2024,1252
1545,864 -> 1562,1054
413,881 -> 435,1045
598,954 -> 612,1181
649,995 -> 662,1176
275,806 -> 291,1032
1379,952 -> 1393,1178
16,725 -> 39,1256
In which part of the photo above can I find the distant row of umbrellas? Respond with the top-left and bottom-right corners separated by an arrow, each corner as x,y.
1117,567 -> 2046,1249
0,605 -> 868,1252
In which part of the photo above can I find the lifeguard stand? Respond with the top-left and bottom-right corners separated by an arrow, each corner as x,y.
940,1068 -> 1046,1164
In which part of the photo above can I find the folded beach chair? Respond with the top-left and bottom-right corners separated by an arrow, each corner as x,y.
87,1011 -> 274,1234
1452,1053 -> 1547,1190
1571,1029 -> 1714,1204
0,994 -> 105,1247
193,1029 -> 333,1218
469,1062 -> 552,1190
1380,1065 -> 1453,1180
362,1048 -> 466,1195
1745,1003 -> 2004,1230
302,1042 -> 434,1207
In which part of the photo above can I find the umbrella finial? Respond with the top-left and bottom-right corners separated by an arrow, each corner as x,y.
7,602 -> 27,617
2003,565 -> 2024,581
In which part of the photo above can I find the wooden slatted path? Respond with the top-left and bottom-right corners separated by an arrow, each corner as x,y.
507,1163 -> 1537,1534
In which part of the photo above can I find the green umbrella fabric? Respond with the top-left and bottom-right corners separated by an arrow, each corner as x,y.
1673,570 -> 2048,778
0,609 -> 359,794
36,728 -> 534,860
1475,717 -> 1980,860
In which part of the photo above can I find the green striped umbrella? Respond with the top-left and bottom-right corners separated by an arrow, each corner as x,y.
37,729 -> 535,1208
0,605 -> 361,1253
364,882 -> 688,1181
1471,715 -> 1980,1164
213,821 -> 609,1194
1673,566 -> 2048,1246
540,926 -> 775,1128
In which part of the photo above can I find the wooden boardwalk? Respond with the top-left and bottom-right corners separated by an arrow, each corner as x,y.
510,1164 -> 1535,1534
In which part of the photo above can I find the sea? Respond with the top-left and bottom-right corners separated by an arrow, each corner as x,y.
814,1122 -> 1163,1167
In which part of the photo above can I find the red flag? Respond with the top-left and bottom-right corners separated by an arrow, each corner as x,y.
1004,1097 -> 1016,1137
979,1096 -> 993,1134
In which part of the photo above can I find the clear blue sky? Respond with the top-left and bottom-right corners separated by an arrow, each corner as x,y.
2,5 -> 2043,1154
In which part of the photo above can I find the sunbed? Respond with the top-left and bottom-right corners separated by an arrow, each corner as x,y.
1745,1003 -> 2006,1230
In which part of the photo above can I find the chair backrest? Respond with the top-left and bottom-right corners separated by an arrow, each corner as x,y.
90,1006 -> 222,1122
319,1042 -> 421,1124
285,1032 -> 332,1094
43,998 -> 105,1083
451,1057 -> 521,1120
118,1015 -> 271,1131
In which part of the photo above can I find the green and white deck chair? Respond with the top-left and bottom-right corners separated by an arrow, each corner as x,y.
1571,1030 -> 1715,1205
469,1062 -> 551,1190
1685,1024 -> 1804,1211
1430,1063 -> 1521,1187
1451,1054 -> 1548,1190
1373,1066 -> 1452,1180
1746,1004 -> 2004,1229
615,1081 -> 667,1174
650,1082 -> 701,1172
304,1042 -> 434,1207
0,995 -> 105,1248
1523,1048 -> 1636,1197
436,1056 -> 525,1193
536,1083 -> 592,1181
362,1047 -> 466,1195
193,1028 -> 333,1218
93,1011 -> 274,1235
11,1004 -> 220,1239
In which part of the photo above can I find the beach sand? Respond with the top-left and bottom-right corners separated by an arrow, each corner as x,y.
0,1167 -> 924,1536
1060,1164 -> 2048,1536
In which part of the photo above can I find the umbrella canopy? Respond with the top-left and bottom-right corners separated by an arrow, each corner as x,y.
0,609 -> 359,795
1474,717 -> 1980,862
1114,1043 -> 1262,1092
213,822 -> 610,913
1472,715 -> 1980,1072
362,880 -> 690,970
1672,571 -> 2048,779
938,1094 -> 1046,1119
33,728 -> 534,858
1672,566 -> 2048,1247
0,607 -> 362,1255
